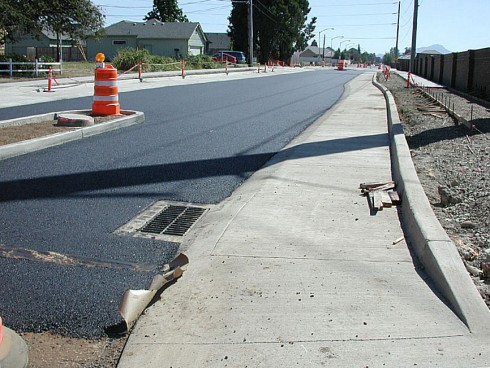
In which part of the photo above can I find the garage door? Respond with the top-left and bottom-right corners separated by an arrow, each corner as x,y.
189,47 -> 202,55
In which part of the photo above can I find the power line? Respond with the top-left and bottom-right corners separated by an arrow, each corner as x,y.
323,23 -> 396,27
253,1 -> 279,23
255,0 -> 276,17
401,0 -> 414,16
314,2 -> 397,6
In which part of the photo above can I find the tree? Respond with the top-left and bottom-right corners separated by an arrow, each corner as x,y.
228,0 -> 315,63
297,16 -> 317,51
383,52 -> 393,64
0,0 -> 104,61
146,0 -> 188,22
1,0 -> 104,42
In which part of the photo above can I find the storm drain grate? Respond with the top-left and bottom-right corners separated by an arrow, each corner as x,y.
139,205 -> 206,237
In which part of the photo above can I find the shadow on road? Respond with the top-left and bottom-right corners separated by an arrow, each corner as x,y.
0,133 -> 388,202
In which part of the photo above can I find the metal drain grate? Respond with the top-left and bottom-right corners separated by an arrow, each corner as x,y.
140,205 -> 206,236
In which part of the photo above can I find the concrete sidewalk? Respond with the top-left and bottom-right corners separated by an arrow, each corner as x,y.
117,73 -> 489,367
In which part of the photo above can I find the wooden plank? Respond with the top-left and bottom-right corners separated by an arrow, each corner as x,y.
367,182 -> 395,192
359,181 -> 394,190
380,191 -> 392,207
373,191 -> 384,211
388,191 -> 401,205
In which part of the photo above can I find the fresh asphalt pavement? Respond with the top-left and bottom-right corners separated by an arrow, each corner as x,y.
0,68 -> 362,337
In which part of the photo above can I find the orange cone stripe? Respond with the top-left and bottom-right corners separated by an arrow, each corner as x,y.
94,86 -> 118,96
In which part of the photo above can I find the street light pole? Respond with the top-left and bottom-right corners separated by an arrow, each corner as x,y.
339,40 -> 351,60
317,27 -> 334,61
331,35 -> 344,50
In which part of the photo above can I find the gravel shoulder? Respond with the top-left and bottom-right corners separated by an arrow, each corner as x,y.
378,71 -> 490,308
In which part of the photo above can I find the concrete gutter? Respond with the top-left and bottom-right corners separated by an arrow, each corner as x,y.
372,75 -> 490,335
0,110 -> 144,161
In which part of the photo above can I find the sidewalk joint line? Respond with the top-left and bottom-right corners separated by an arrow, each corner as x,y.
132,334 -> 467,346
210,191 -> 258,255
209,254 -> 413,264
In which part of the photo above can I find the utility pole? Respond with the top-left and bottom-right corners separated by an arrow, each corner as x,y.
248,0 -> 254,67
322,35 -> 326,60
395,1 -> 400,67
410,0 -> 418,73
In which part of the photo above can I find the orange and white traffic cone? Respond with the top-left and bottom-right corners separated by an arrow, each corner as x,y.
92,53 -> 120,116
47,66 -> 53,92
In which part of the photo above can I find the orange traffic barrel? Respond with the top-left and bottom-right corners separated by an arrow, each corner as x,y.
92,64 -> 120,116
337,59 -> 344,71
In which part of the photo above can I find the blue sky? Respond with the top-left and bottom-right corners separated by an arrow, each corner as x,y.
92,0 -> 490,55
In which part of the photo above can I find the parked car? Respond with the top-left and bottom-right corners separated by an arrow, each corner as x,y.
211,52 -> 237,63
218,50 -> 247,64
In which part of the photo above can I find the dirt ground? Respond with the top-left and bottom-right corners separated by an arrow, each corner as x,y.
0,115 -> 116,146
378,71 -> 490,308
21,332 -> 127,368
2,70 -> 489,367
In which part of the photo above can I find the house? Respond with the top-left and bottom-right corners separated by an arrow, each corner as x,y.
86,19 -> 208,61
299,45 -> 335,64
4,29 -> 85,61
205,33 -> 231,54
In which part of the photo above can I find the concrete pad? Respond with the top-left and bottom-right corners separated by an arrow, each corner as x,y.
120,334 -> 489,368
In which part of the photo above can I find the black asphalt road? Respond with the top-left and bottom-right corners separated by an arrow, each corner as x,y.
0,69 -> 361,337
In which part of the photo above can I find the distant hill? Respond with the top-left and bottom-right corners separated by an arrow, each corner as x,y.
417,44 -> 451,54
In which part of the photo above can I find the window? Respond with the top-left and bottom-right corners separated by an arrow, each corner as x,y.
112,40 -> 127,45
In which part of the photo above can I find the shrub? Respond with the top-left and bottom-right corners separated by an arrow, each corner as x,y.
147,55 -> 179,72
0,53 -> 31,71
186,54 -> 219,69
112,48 -> 152,71
111,48 -> 222,73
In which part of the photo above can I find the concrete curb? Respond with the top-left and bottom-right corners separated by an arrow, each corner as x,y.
0,326 -> 29,368
0,110 -> 144,161
372,75 -> 490,335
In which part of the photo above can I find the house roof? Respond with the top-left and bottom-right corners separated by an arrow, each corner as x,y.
418,49 -> 442,55
101,19 -> 204,40
300,45 -> 334,58
206,32 -> 230,49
